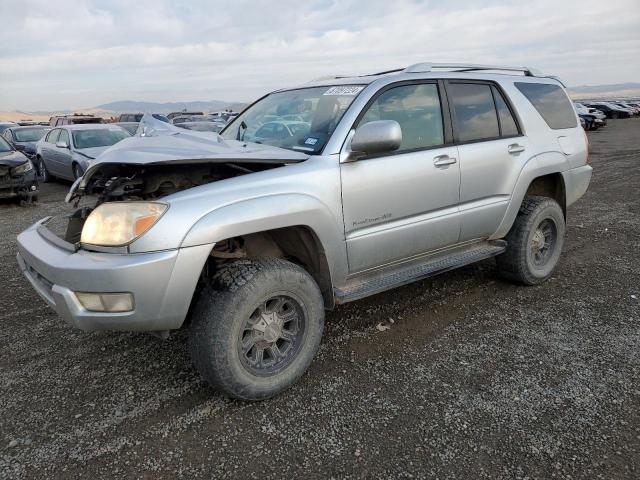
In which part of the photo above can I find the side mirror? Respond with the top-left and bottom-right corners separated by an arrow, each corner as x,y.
346,120 -> 402,161
56,141 -> 69,149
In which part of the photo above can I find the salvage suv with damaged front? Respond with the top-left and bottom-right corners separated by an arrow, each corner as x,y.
17,63 -> 592,400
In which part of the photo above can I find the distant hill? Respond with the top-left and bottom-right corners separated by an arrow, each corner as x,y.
568,83 -> 640,99
0,99 -> 249,122
95,99 -> 247,115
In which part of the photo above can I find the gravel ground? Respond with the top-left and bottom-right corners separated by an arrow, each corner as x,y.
1,119 -> 639,479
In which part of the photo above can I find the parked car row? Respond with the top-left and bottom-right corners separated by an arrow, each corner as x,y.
573,99 -> 640,131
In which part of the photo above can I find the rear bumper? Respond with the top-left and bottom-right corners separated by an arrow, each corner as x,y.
16,219 -> 212,332
563,164 -> 593,208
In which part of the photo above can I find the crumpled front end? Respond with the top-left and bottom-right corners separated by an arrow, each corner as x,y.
0,159 -> 38,201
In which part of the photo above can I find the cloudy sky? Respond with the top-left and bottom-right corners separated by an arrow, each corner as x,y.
1,0 -> 639,111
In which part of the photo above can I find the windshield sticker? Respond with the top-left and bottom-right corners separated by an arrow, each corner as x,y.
304,137 -> 319,146
323,86 -> 364,96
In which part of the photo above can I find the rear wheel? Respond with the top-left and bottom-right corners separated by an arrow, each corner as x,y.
497,196 -> 565,285
189,258 -> 325,400
38,157 -> 52,183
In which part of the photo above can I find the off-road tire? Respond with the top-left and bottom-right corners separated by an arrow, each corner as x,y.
189,257 -> 325,401
497,195 -> 565,285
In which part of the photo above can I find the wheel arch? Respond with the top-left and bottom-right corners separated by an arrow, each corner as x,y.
490,152 -> 570,240
181,194 -> 347,309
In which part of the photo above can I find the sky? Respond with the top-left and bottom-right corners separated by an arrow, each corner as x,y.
1,0 -> 639,111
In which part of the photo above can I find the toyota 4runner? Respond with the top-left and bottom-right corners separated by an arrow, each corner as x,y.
17,63 -> 592,400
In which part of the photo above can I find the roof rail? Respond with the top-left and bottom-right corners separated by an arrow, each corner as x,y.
307,74 -> 352,83
403,62 -> 543,77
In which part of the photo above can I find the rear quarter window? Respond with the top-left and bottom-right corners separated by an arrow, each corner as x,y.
515,82 -> 577,129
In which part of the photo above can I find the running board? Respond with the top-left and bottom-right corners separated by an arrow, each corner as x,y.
334,240 -> 507,304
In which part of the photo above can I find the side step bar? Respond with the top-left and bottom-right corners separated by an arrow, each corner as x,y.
334,240 -> 507,304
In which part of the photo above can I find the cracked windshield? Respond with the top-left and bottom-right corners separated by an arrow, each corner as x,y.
222,85 -> 365,153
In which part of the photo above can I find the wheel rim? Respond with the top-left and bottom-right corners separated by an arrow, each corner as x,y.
529,218 -> 558,267
238,295 -> 306,377
39,160 -> 48,180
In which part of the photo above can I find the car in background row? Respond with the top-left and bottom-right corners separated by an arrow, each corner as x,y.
167,111 -> 204,121
115,122 -> 140,135
0,135 -> 38,203
117,113 -> 169,123
613,102 -> 640,115
0,122 -> 17,134
208,110 -> 240,123
2,125 -> 51,159
583,102 -> 632,119
574,103 -> 605,131
35,124 -> 130,182
49,114 -> 104,127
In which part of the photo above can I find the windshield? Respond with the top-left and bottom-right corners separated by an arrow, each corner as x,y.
222,85 -> 365,154
14,127 -> 48,142
72,128 -> 130,149
0,136 -> 12,152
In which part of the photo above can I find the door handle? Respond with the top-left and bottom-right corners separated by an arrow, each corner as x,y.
433,155 -> 457,167
508,143 -> 525,154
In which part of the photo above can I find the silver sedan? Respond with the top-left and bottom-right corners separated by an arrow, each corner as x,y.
35,124 -> 130,182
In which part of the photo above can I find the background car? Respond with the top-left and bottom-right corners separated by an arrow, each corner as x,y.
49,114 -> 104,127
169,114 -> 209,124
574,102 -> 607,125
118,113 -> 169,123
167,111 -> 204,120
252,120 -> 311,145
584,102 -> 631,119
0,135 -> 38,203
35,124 -> 130,182
114,122 -> 140,135
2,125 -> 50,159
0,122 -> 17,134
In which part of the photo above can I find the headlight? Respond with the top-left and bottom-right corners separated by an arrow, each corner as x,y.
13,160 -> 33,175
80,202 -> 168,246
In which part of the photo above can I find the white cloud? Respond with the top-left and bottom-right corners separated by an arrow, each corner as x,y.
0,0 -> 638,110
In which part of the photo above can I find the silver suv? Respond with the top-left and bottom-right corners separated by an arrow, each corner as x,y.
17,63 -> 592,400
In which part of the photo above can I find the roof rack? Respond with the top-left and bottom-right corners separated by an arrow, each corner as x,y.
403,62 -> 543,77
307,74 -> 352,83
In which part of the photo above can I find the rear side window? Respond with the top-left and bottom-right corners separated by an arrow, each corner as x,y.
515,82 -> 577,129
448,83 -> 500,142
492,86 -> 519,137
358,83 -> 444,152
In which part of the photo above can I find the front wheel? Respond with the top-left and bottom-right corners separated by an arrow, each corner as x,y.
497,196 -> 565,285
38,157 -> 52,183
72,163 -> 84,180
189,258 -> 325,400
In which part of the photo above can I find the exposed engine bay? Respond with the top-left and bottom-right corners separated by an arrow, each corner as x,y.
61,161 -> 280,244
78,161 -> 274,203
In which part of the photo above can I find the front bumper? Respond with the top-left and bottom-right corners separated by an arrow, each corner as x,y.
16,219 -> 212,332
0,169 -> 38,199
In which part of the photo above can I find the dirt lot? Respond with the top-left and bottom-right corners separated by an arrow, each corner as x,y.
1,119 -> 639,479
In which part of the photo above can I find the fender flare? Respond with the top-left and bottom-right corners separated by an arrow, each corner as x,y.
490,151 -> 570,240
181,193 -> 348,296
